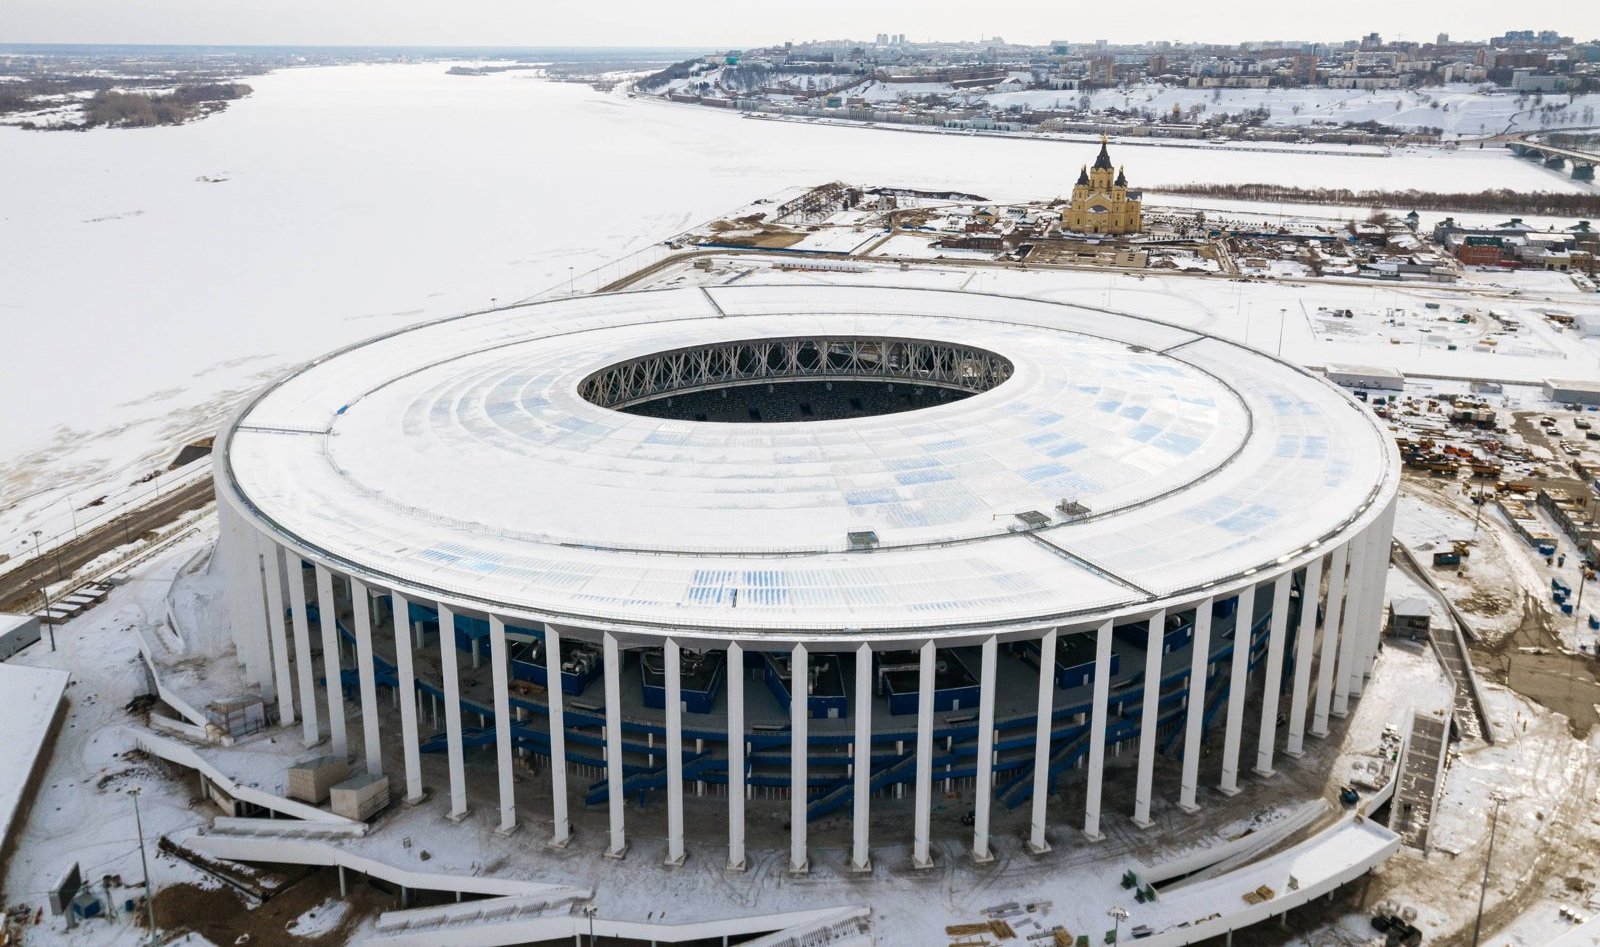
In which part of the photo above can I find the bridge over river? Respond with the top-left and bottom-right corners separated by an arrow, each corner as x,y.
1504,136 -> 1599,180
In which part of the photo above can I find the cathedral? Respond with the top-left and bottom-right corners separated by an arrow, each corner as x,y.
1062,137 -> 1143,235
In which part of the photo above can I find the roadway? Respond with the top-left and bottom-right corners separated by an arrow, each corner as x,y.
0,476 -> 214,612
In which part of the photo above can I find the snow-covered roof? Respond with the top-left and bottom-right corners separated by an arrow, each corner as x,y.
0,664 -> 69,866
1390,597 -> 1431,618
220,285 -> 1397,642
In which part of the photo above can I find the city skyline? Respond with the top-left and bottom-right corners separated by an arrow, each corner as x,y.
2,0 -> 1596,49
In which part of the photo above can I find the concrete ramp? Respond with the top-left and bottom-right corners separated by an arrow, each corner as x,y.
364,902 -> 868,947
1391,711 -> 1450,851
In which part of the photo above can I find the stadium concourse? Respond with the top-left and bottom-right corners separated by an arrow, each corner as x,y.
209,284 -> 1399,919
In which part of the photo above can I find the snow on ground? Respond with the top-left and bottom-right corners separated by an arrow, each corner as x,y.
632,249 -> 1600,386
978,82 -> 1600,139
3,62 -> 1599,944
1373,684 -> 1600,946
788,226 -> 884,254
1394,486 -> 1529,645
2,63 -> 1594,562
285,897 -> 349,938
1,536 -> 239,946
694,73 -> 1600,139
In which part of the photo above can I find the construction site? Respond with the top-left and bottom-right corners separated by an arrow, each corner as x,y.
1,187 -> 1598,947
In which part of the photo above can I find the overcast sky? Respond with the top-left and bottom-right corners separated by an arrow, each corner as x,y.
3,0 -> 1594,48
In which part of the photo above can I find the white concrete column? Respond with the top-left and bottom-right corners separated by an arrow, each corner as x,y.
1179,598 -> 1214,812
726,641 -> 745,871
1083,620 -> 1113,841
1286,555 -> 1324,757
1219,587 -> 1256,796
789,643 -> 809,874
1030,628 -> 1059,853
314,564 -> 348,758
1254,573 -> 1293,778
603,631 -> 627,858
545,627 -> 571,848
488,616 -> 517,834
351,579 -> 383,776
1134,609 -> 1167,828
1356,514 -> 1391,693
1333,532 -> 1366,717
1344,528 -> 1376,700
1356,502 -> 1396,690
912,640 -> 936,869
973,636 -> 998,863
664,639 -> 686,866
258,537 -> 295,726
218,503 -> 273,694
438,603 -> 469,821
851,642 -> 872,872
390,592 -> 424,803
287,555 -> 319,747
1311,544 -> 1348,738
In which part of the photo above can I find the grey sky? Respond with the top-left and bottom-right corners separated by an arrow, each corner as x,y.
3,0 -> 1594,48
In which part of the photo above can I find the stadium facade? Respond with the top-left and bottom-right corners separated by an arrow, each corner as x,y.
214,284 -> 1399,872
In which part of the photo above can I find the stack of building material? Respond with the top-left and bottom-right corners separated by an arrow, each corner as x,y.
329,773 -> 390,821
286,756 -> 349,805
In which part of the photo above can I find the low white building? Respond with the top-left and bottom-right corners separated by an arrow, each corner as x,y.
1326,364 -> 1406,391
1545,378 -> 1600,406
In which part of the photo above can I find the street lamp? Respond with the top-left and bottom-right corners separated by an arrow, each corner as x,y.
131,789 -> 158,947
1107,905 -> 1129,943
29,530 -> 56,652
582,901 -> 598,947
1471,793 -> 1509,946
1574,568 -> 1593,650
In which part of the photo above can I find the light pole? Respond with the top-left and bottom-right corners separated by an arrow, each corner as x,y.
1471,474 -> 1488,538
30,530 -> 56,652
1471,793 -> 1508,946
1574,568 -> 1592,647
131,789 -> 158,947
1107,905 -> 1129,943
582,902 -> 598,946
1276,307 -> 1287,358
568,266 -> 576,297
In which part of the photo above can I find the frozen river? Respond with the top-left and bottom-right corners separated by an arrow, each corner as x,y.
0,62 -> 1589,537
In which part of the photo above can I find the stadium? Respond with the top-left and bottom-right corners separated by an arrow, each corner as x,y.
213,282 -> 1399,882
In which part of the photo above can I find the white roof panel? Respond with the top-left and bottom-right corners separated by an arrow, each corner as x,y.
222,285 -> 1396,638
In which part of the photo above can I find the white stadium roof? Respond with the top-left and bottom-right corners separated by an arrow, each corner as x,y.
221,285 -> 1397,641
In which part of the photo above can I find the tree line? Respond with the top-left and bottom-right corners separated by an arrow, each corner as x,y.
79,84 -> 252,129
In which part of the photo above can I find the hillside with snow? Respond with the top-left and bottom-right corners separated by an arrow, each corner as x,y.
666,67 -> 1600,139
